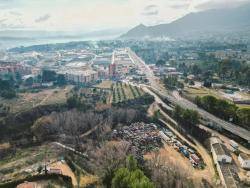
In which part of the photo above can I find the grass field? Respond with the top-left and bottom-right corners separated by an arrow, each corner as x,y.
0,86 -> 72,113
94,80 -> 113,90
183,87 -> 222,99
111,82 -> 144,103
183,86 -> 250,109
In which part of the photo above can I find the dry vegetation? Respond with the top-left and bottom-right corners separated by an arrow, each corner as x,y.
95,80 -> 113,89
0,86 -> 72,113
0,143 -> 64,183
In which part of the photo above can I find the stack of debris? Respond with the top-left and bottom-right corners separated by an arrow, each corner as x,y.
112,122 -> 162,154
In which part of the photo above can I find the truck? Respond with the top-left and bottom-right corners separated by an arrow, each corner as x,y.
190,154 -> 200,164
159,131 -> 170,142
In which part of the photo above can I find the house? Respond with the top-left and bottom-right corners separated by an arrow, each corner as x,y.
47,168 -> 62,174
238,153 -> 250,169
211,138 -> 232,164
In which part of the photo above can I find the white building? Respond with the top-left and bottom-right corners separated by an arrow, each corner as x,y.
59,69 -> 98,84
238,153 -> 250,169
211,138 -> 232,164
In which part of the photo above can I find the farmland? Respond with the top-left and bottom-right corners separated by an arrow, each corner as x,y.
111,82 -> 144,103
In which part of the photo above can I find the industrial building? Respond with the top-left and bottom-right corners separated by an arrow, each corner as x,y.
210,137 -> 238,188
211,137 -> 232,164
238,153 -> 250,169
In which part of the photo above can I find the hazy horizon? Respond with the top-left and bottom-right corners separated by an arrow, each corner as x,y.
1,0 -> 250,32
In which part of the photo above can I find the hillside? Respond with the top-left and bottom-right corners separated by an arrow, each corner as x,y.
121,4 -> 250,39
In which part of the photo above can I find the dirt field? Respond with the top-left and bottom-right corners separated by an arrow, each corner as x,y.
80,175 -> 99,187
49,161 -> 77,186
0,86 -> 72,113
95,80 -> 113,89
145,144 -> 214,187
183,86 -> 223,100
184,86 -> 250,109
0,142 -> 10,150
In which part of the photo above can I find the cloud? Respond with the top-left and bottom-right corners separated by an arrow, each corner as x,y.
0,18 -> 8,23
142,4 -> 159,16
35,14 -> 50,23
144,4 -> 158,11
194,0 -> 250,11
9,11 -> 22,16
170,3 -> 190,10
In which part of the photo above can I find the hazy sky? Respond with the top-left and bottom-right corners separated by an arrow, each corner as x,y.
0,0 -> 249,31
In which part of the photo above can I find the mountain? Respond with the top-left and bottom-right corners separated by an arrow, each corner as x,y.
121,4 -> 250,39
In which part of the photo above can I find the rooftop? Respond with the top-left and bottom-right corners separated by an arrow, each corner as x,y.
212,143 -> 231,156
239,153 -> 250,161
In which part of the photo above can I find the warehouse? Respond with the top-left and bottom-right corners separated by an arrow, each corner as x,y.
238,153 -> 250,169
211,138 -> 232,164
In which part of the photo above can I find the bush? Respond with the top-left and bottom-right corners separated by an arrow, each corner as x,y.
0,89 -> 16,99
111,156 -> 154,188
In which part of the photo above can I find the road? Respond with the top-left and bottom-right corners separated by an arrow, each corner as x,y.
128,48 -> 250,144
53,142 -> 88,158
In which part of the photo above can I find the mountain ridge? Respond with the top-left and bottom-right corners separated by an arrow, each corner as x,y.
121,4 -> 250,39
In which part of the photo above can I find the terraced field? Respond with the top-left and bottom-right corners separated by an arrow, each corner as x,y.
111,82 -> 144,103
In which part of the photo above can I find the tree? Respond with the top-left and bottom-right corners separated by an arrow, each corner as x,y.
203,80 -> 212,88
0,89 -> 16,99
126,155 -> 137,171
112,156 -> 154,188
90,141 -> 131,187
155,60 -> 165,67
191,64 -> 201,76
67,95 -> 79,109
25,77 -> 34,86
42,70 -> 56,82
15,72 -> 22,84
57,74 -> 66,86
237,108 -> 250,130
146,153 -> 194,188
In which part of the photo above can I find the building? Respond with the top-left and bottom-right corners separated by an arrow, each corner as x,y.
210,138 -> 237,188
211,138 -> 232,164
64,69 -> 98,84
47,168 -> 62,174
109,64 -> 116,78
238,153 -> 250,169
0,63 -> 31,76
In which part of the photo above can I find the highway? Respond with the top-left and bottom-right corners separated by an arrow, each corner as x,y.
128,48 -> 250,144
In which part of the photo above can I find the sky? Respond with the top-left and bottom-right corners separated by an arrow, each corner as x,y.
0,0 -> 249,32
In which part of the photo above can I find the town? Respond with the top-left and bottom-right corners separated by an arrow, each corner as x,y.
0,39 -> 249,188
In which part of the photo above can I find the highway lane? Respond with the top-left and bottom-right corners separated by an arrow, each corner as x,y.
128,48 -> 250,144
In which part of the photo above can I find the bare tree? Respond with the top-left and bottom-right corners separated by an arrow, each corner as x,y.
146,152 -> 194,188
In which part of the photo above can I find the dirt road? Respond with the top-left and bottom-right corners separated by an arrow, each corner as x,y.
148,103 -> 216,185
